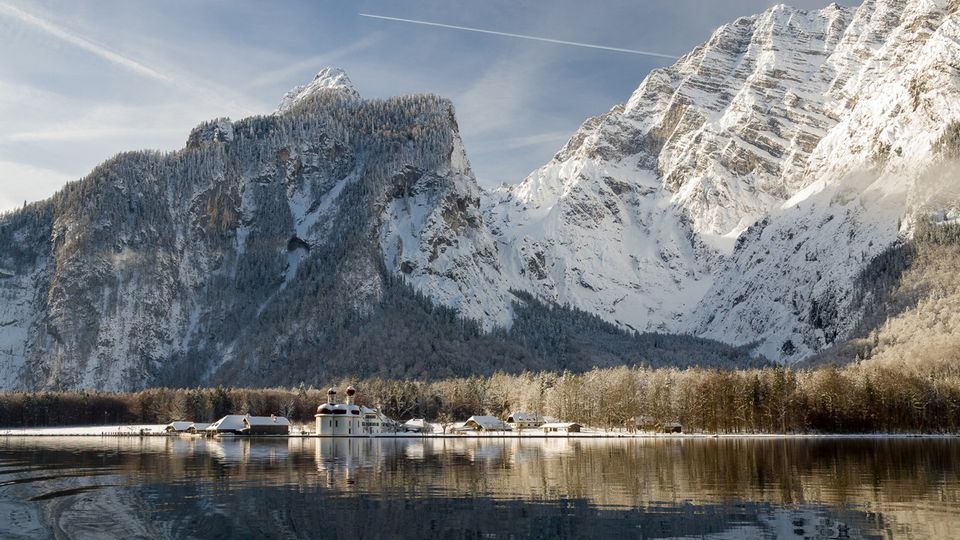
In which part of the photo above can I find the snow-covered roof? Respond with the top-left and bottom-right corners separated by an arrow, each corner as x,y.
317,403 -> 361,414
188,422 -> 210,431
244,415 -> 289,426
506,412 -> 541,422
206,415 -> 247,431
465,416 -> 511,430
165,421 -> 193,432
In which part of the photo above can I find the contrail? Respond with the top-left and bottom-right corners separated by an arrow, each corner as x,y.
358,13 -> 678,60
0,2 -> 258,114
0,2 -> 172,83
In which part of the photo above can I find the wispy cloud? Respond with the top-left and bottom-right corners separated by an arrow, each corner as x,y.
5,125 -> 185,143
0,1 -> 259,114
0,2 -> 172,83
0,84 -> 206,144
455,47 -> 547,136
358,13 -> 679,59
470,131 -> 572,154
247,33 -> 384,91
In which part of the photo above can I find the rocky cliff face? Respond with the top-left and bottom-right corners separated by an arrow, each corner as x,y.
3,1 -> 959,390
2,70 -> 757,391
0,71 -> 509,390
484,0 -> 960,360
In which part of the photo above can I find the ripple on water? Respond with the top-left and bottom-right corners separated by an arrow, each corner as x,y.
0,437 -> 956,539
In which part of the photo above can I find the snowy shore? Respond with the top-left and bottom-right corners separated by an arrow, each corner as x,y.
0,425 -> 956,438
0,425 -> 168,436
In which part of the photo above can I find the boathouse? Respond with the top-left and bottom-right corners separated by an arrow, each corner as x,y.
164,421 -> 193,433
205,415 -> 290,435
244,415 -> 290,435
206,415 -> 247,434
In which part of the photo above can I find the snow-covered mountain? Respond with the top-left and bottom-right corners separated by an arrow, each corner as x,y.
481,0 -> 960,360
0,68 -> 758,390
2,0 -> 959,390
277,67 -> 360,113
0,74 -> 509,390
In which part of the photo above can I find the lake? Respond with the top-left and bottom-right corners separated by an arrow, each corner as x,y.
0,436 -> 957,539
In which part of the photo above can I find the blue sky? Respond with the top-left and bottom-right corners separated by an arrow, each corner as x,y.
0,0 -> 858,212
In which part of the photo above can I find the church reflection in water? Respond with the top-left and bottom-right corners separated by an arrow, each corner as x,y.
1,436 -> 958,539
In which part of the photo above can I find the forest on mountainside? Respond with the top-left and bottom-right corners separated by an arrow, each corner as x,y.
0,90 -> 764,390
810,218 -> 960,369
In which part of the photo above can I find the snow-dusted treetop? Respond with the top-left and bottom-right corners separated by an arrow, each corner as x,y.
276,67 -> 360,113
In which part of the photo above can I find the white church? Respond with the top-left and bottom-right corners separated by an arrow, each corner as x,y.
315,386 -> 397,436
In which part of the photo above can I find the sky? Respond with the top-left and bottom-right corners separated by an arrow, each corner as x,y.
0,0 -> 860,213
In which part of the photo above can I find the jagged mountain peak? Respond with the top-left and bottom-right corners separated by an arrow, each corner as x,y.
276,67 -> 360,113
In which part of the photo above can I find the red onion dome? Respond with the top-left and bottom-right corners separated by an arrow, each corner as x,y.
345,386 -> 356,397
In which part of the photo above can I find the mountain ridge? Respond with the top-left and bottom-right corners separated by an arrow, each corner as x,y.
0,69 -> 761,391
3,0 -> 960,390
473,0 -> 960,361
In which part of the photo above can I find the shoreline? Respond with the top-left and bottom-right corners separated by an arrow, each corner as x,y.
0,425 -> 958,439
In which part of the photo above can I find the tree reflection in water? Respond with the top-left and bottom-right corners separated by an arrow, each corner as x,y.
0,436 -> 956,538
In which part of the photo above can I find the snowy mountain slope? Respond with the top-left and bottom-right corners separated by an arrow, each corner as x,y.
484,0 -> 960,360
377,130 -> 512,328
3,0 -> 960,390
691,0 -> 960,360
0,68 -> 760,391
276,67 -> 360,113
483,3 -> 857,332
0,77 -> 509,390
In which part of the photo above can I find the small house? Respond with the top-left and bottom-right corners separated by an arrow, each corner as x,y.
463,416 -> 512,432
164,421 -> 194,433
542,422 -> 581,434
506,412 -> 543,430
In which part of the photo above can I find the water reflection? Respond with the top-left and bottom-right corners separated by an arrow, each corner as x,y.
0,436 -> 956,538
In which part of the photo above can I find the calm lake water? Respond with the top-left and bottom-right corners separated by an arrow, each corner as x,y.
0,436 -> 957,539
